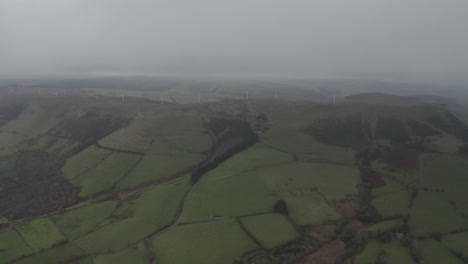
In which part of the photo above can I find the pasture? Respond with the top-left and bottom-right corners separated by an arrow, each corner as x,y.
71,152 -> 141,197
93,242 -> 150,264
372,190 -> 410,218
441,231 -> 468,259
61,145 -> 111,180
409,192 -> 468,236
0,228 -> 32,263
51,201 -> 117,240
152,220 -> 258,264
13,242 -> 86,264
117,152 -> 202,188
367,218 -> 404,232
75,217 -> 155,254
182,171 -> 277,222
419,239 -> 465,264
354,239 -> 415,264
16,218 -> 66,253
241,213 -> 299,248
200,143 -> 293,183
0,158 -> 15,170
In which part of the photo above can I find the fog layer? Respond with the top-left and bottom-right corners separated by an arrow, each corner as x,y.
1,0 -> 468,84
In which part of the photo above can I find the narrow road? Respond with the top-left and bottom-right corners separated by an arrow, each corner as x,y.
144,182 -> 199,264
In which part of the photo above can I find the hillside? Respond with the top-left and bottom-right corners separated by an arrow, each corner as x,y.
0,91 -> 468,264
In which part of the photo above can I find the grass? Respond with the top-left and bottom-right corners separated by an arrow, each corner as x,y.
241,213 -> 299,248
117,152 -> 203,188
262,129 -> 355,165
418,154 -> 468,216
419,238 -> 465,264
0,158 -> 15,170
93,242 -> 150,264
49,137 -> 69,152
51,201 -> 117,240
354,239 -> 415,264
409,191 -> 468,237
29,135 -> 54,150
71,152 -> 141,197
113,178 -> 190,226
59,141 -> 79,157
257,162 -> 360,202
61,145 -> 111,180
372,190 -> 410,218
152,220 -> 258,264
182,171 -> 277,222
14,242 -> 86,264
200,143 -> 293,183
75,217 -> 155,254
16,218 -> 66,253
0,104 -> 65,156
0,228 -> 32,263
98,118 -> 154,153
367,219 -> 404,232
255,162 -> 359,225
441,231 -> 468,259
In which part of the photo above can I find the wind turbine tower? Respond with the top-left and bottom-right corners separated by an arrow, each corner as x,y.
246,90 -> 249,100
333,96 -> 336,105
275,88 -> 278,99
198,93 -> 201,104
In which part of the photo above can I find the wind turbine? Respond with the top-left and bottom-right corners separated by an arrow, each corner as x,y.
275,88 -> 278,99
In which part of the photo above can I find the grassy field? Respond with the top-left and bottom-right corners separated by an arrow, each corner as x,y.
372,190 -> 410,218
16,218 -> 66,253
71,152 -> 141,197
0,228 -> 32,263
93,242 -> 150,264
255,162 -> 359,225
367,218 -> 404,232
0,104 -> 65,156
51,201 -> 117,240
117,152 -> 203,188
262,129 -> 355,165
257,162 -> 360,202
0,158 -> 15,170
182,171 -> 277,222
409,191 -> 468,236
241,213 -> 299,248
14,242 -> 86,264
29,135 -> 54,150
441,231 -> 468,259
114,178 -> 190,226
61,145 -> 111,179
354,239 -> 415,264
419,239 -> 465,264
418,154 -> 468,216
200,143 -> 293,183
152,220 -> 258,264
75,217 -> 155,254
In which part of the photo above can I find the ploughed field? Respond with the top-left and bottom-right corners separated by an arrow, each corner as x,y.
0,91 -> 468,264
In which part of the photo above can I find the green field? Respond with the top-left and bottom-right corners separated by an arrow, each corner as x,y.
418,154 -> 468,216
16,218 -> 66,253
441,231 -> 468,259
75,217 -> 155,254
113,178 -> 190,225
29,135 -> 54,150
93,242 -> 150,264
257,162 -> 360,202
409,191 -> 468,236
0,228 -> 32,263
354,239 -> 415,264
200,143 -> 293,183
372,190 -> 410,218
71,152 -> 141,197
0,158 -> 15,170
117,152 -> 203,188
182,171 -> 277,222
62,145 -> 111,179
14,242 -> 86,264
367,218 -> 404,232
419,239 -> 465,264
51,201 -> 117,240
152,220 -> 258,264
241,213 -> 299,248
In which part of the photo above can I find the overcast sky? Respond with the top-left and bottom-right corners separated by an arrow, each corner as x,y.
1,0 -> 468,84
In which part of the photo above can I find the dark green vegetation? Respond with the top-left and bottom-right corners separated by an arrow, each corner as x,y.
0,88 -> 467,264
